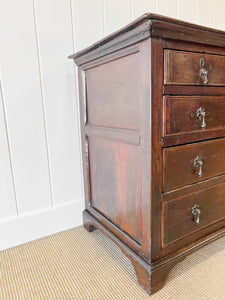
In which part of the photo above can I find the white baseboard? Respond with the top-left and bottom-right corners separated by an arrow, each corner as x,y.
0,199 -> 84,251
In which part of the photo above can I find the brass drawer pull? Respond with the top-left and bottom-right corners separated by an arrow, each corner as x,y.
199,57 -> 208,85
192,204 -> 201,224
194,156 -> 203,177
196,107 -> 206,129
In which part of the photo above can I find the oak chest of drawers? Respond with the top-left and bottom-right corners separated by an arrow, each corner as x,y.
69,14 -> 225,295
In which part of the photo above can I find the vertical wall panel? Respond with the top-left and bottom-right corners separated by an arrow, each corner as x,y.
178,0 -> 197,23
72,0 -> 103,51
0,0 -> 52,214
156,0 -> 177,18
34,0 -> 82,205
132,0 -> 156,19
104,0 -> 131,35
0,84 -> 17,220
214,0 -> 225,30
197,0 -> 214,27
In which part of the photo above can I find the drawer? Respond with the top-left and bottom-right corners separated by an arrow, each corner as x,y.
163,138 -> 225,192
162,182 -> 225,247
164,49 -> 225,85
163,96 -> 225,137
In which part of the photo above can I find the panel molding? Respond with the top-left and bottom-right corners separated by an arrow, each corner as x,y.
69,20 -> 151,64
81,44 -> 140,70
86,125 -> 140,146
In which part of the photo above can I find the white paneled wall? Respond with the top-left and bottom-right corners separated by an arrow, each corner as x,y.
33,0 -> 82,206
72,0 -> 104,50
104,0 -> 131,35
0,0 -> 52,215
157,0 -> 177,18
178,0 -> 197,23
0,85 -> 17,221
0,0 -> 224,250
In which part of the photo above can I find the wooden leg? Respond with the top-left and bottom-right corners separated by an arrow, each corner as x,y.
82,209 -> 183,295
83,210 -> 97,232
122,249 -> 184,295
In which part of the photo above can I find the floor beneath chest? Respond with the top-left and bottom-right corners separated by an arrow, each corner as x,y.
1,226 -> 225,299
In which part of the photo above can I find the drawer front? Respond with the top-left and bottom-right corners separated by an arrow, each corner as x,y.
164,50 -> 225,86
163,138 -> 225,192
162,182 -> 225,247
164,96 -> 225,136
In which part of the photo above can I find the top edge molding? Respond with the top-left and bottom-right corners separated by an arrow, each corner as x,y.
69,13 -> 225,66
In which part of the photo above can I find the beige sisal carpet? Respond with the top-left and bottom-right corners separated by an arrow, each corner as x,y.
0,226 -> 225,299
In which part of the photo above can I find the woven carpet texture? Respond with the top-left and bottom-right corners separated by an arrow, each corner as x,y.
1,227 -> 225,299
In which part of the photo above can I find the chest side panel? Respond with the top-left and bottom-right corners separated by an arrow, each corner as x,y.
78,42 -> 152,254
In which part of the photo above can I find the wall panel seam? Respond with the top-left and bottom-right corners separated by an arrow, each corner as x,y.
69,0 -> 76,54
0,81 -> 19,217
130,0 -> 133,20
196,0 -> 199,23
213,0 -> 216,28
177,0 -> 180,18
32,0 -> 54,208
176,0 -> 178,17
70,0 -> 85,203
103,0 -> 106,36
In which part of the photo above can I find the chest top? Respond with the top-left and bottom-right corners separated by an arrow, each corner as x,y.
69,13 -> 225,64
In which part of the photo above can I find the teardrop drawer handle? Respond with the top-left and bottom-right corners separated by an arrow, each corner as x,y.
196,107 -> 206,129
199,57 -> 208,85
200,69 -> 208,84
194,156 -> 203,177
192,204 -> 201,224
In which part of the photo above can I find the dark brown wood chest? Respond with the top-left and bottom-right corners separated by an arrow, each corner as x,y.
69,13 -> 225,295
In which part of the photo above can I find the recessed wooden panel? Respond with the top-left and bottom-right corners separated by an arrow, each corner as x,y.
162,182 -> 225,246
88,136 -> 142,244
164,96 -> 225,136
164,49 -> 225,85
163,138 -> 225,191
85,51 -> 141,130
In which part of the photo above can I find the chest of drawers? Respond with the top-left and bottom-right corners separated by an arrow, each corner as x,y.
69,14 -> 225,295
